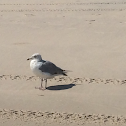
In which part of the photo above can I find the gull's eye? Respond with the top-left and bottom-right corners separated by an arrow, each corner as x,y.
34,55 -> 37,58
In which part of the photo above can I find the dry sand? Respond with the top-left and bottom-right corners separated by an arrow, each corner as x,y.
0,0 -> 126,126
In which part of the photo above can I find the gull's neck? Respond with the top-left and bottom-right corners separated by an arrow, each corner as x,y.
30,59 -> 40,63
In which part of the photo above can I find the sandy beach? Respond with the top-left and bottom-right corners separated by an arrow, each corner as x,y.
0,0 -> 126,125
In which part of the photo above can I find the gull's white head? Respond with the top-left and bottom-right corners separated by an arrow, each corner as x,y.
27,53 -> 42,61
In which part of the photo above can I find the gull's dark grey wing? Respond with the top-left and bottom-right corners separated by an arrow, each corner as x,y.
39,61 -> 67,76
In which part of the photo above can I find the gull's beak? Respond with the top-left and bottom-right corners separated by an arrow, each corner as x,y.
27,57 -> 32,60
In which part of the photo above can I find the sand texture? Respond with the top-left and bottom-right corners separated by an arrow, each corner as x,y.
0,0 -> 126,126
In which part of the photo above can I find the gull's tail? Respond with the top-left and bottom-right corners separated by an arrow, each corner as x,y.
62,70 -> 72,76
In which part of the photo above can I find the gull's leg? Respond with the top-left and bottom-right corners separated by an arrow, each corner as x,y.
41,78 -> 43,88
45,79 -> 47,89
35,78 -> 44,90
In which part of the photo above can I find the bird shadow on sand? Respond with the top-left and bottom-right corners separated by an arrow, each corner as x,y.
46,83 -> 76,90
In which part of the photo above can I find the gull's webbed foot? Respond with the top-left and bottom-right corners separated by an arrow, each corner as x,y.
35,87 -> 45,90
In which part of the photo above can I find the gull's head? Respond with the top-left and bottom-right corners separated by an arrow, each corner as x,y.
27,53 -> 42,61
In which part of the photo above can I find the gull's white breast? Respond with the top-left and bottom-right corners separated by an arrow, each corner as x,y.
30,60 -> 54,79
